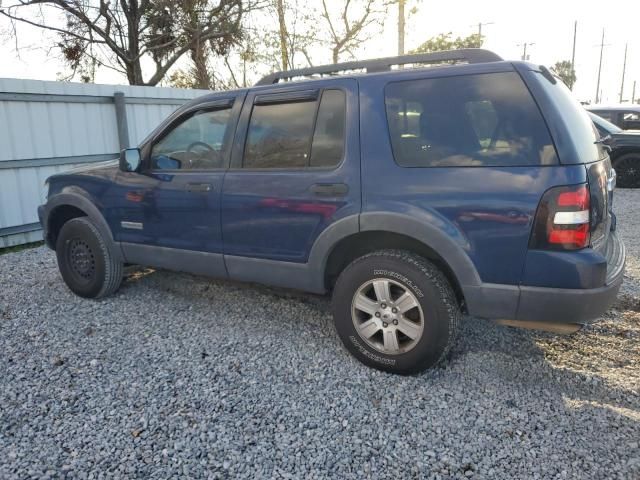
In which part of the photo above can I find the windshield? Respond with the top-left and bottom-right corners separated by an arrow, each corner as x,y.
588,111 -> 622,135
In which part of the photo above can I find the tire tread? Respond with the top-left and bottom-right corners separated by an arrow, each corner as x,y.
333,249 -> 461,373
60,217 -> 122,298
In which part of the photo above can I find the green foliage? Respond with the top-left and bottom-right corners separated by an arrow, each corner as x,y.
551,60 -> 577,88
411,32 -> 483,54
0,241 -> 43,256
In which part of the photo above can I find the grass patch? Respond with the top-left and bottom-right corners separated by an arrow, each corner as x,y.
0,241 -> 44,256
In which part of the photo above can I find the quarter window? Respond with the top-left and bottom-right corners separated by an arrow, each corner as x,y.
385,72 -> 558,167
310,90 -> 346,167
151,108 -> 231,170
243,89 -> 346,169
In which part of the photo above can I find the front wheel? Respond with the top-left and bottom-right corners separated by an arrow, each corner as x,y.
614,153 -> 640,188
55,217 -> 123,298
332,250 -> 460,374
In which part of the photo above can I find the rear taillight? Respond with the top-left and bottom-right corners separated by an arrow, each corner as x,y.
529,184 -> 591,250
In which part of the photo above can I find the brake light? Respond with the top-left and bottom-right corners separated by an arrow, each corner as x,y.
556,188 -> 589,209
529,184 -> 591,250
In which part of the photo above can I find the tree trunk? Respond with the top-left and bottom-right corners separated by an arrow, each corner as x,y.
276,0 -> 289,70
125,0 -> 145,85
398,0 -> 405,55
191,36 -> 212,89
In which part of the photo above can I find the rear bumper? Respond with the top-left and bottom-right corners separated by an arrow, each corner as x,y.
465,231 -> 625,325
516,271 -> 623,324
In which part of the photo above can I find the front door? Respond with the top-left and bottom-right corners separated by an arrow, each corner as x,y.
221,79 -> 360,263
115,96 -> 242,267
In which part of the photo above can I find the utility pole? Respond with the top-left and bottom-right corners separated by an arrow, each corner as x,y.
477,21 -> 494,38
619,43 -> 628,103
595,28 -> 606,104
633,81 -> 637,104
398,0 -> 405,55
570,21 -> 577,90
518,42 -> 535,61
472,21 -> 494,43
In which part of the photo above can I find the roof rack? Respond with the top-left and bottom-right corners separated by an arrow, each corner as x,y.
255,49 -> 503,86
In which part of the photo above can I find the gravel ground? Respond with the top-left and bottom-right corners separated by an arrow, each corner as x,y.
1,191 -> 639,479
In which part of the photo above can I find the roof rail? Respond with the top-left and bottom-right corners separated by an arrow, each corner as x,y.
255,49 -> 503,86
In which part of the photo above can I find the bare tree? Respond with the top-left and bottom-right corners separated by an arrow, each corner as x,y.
320,0 -> 386,64
1,0 -> 243,85
275,0 -> 288,70
210,0 -> 316,88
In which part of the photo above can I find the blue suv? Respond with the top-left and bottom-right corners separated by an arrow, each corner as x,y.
39,49 -> 625,374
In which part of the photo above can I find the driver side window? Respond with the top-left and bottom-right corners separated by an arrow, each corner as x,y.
151,108 -> 231,170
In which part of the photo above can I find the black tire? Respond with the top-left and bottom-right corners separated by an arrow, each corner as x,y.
614,153 -> 640,188
332,250 -> 460,374
55,217 -> 123,298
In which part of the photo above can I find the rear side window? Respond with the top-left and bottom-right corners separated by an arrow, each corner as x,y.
243,89 -> 346,169
385,72 -> 558,167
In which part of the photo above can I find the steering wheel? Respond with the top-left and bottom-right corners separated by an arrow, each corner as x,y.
187,141 -> 214,153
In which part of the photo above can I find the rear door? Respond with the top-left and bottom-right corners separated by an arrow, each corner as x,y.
221,79 -> 360,263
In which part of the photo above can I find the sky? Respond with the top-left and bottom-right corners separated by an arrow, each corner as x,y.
0,0 -> 638,105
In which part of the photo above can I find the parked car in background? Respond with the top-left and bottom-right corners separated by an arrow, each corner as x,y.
589,112 -> 640,188
38,50 -> 625,374
587,105 -> 640,130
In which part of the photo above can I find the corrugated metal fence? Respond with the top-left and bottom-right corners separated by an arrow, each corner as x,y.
0,78 -> 209,247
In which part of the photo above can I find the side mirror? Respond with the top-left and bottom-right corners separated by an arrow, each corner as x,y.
120,148 -> 141,172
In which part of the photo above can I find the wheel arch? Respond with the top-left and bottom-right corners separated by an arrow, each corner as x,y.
312,212 -> 481,309
43,191 -> 121,260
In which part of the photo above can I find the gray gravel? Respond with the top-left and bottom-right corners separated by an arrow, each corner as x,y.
1,192 -> 639,479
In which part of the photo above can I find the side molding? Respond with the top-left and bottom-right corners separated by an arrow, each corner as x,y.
121,243 -> 227,279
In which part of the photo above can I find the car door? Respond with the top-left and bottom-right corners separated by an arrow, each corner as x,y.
221,79 -> 360,267
115,95 -> 243,275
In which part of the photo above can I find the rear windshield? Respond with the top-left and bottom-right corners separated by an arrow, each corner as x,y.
384,72 -> 558,168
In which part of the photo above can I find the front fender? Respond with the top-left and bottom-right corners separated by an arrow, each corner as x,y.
40,190 -> 121,260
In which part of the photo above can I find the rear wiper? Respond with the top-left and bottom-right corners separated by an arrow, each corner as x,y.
595,134 -> 613,152
539,65 -> 557,84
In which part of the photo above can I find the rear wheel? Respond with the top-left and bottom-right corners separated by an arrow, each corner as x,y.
55,217 -> 123,298
332,250 -> 460,374
614,153 -> 640,188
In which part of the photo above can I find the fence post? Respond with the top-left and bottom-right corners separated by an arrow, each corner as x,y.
113,92 -> 130,150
